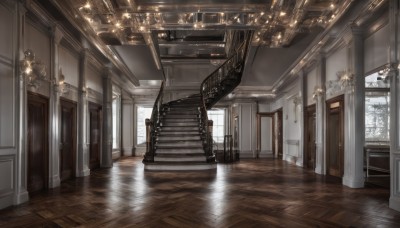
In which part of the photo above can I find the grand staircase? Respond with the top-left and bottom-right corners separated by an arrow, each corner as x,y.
144,94 -> 217,170
143,31 -> 251,171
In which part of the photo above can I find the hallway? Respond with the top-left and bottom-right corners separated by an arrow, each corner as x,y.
0,157 -> 399,227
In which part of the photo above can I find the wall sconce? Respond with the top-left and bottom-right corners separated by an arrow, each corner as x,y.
54,68 -> 70,94
20,49 -> 47,88
377,63 -> 398,83
336,69 -> 354,90
312,86 -> 324,100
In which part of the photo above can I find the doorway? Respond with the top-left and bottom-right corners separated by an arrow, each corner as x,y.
60,98 -> 77,182
89,102 -> 102,170
27,92 -> 49,193
304,105 -> 316,170
276,109 -> 283,159
326,95 -> 344,178
257,113 -> 274,157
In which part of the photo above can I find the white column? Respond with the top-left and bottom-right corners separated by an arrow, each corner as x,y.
389,0 -> 400,212
297,70 -> 305,167
315,53 -> 326,175
48,25 -> 63,188
76,49 -> 90,176
14,1 -> 29,205
101,68 -> 113,167
342,26 -> 365,188
122,97 -> 135,156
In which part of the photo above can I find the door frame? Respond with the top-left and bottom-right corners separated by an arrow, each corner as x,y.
326,95 -> 344,177
303,104 -> 316,169
60,98 -> 77,181
88,101 -> 102,170
256,112 -> 275,156
27,91 -> 49,192
276,108 -> 283,159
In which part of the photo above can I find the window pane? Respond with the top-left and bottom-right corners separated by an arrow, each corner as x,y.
365,92 -> 390,142
207,109 -> 225,143
137,107 -> 153,145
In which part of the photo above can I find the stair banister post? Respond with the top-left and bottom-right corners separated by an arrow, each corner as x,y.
208,120 -> 214,158
144,118 -> 153,162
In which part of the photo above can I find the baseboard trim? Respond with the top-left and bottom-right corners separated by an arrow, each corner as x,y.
343,176 -> 364,188
389,196 -> 400,212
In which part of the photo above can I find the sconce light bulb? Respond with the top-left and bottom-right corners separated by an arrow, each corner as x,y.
25,66 -> 32,75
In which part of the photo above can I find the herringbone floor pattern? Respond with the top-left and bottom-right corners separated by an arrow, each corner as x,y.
1,157 -> 400,227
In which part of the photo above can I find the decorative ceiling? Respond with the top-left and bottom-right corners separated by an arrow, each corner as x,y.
49,0 -> 355,94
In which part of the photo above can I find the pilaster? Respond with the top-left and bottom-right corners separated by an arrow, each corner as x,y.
342,25 -> 364,188
389,0 -> 400,212
76,49 -> 90,176
48,25 -> 63,188
14,1 -> 29,206
101,68 -> 113,167
122,97 -> 135,156
315,53 -> 326,175
297,70 -> 305,167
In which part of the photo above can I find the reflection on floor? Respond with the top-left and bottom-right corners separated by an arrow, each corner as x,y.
1,157 -> 400,227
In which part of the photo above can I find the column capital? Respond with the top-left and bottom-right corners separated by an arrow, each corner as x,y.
51,25 -> 64,45
350,24 -> 364,36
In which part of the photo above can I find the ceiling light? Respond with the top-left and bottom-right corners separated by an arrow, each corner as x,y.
280,11 -> 286,16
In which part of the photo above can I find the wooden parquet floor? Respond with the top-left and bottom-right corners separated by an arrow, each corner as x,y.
1,157 -> 400,227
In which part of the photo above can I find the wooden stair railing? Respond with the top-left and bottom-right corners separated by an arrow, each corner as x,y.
199,30 -> 252,161
143,80 -> 165,162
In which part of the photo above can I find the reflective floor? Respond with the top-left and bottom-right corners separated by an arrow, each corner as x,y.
1,157 -> 400,227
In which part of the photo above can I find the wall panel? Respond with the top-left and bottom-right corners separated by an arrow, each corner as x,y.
0,5 -> 13,59
0,157 -> 13,195
364,24 -> 389,73
59,46 -> 79,87
24,21 -> 51,77
86,64 -> 103,93
0,61 -> 15,148
306,67 -> 317,106
326,46 -> 347,82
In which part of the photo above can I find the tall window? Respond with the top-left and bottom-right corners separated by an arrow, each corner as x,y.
137,106 -> 153,145
365,71 -> 390,142
112,95 -> 121,149
207,109 -> 225,143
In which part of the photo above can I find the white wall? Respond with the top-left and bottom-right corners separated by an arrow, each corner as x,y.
260,117 -> 273,153
306,66 -> 317,106
86,63 -> 103,94
364,24 -> 390,73
234,102 -> 257,158
0,2 -> 30,209
122,98 -> 134,156
59,45 -> 79,88
325,46 -> 348,100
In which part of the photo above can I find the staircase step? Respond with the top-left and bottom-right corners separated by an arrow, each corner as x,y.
162,122 -> 199,127
161,126 -> 200,131
156,148 -> 204,154
157,131 -> 201,136
154,155 -> 206,162
162,113 -> 199,120
157,135 -> 201,140
144,162 -> 217,171
156,141 -> 203,147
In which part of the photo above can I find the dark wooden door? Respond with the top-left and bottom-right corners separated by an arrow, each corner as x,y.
304,105 -> 316,170
60,99 -> 76,182
276,109 -> 283,159
27,92 -> 49,193
89,102 -> 102,170
326,96 -> 344,178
